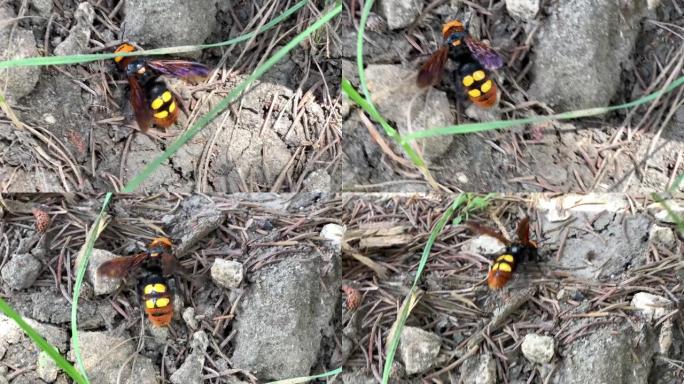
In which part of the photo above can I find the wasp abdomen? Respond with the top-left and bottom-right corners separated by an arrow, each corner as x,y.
487,253 -> 516,289
140,274 -> 174,327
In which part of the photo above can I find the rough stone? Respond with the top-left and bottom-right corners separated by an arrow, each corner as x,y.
170,331 -> 208,384
631,292 -> 673,322
399,326 -> 441,375
459,353 -> 496,384
553,324 -> 655,384
210,258 -> 243,289
1,253 -> 42,290
54,2 -> 94,56
463,235 -> 506,256
87,249 -> 123,295
302,169 -> 332,192
529,0 -> 647,111
649,224 -> 676,249
30,0 -> 53,17
505,0 -> 540,20
365,64 -> 454,163
320,223 -> 345,252
0,6 -> 41,101
378,0 -> 422,30
124,0 -> 217,53
231,247 -> 341,380
73,331 -> 157,384
521,333 -> 554,364
37,351 -> 59,382
0,314 -> 68,352
163,194 -> 226,256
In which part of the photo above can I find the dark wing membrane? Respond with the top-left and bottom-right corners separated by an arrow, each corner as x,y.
97,253 -> 148,278
146,60 -> 210,83
160,252 -> 178,276
464,36 -> 503,70
128,76 -> 153,131
516,217 -> 530,246
464,221 -> 510,246
416,46 -> 449,88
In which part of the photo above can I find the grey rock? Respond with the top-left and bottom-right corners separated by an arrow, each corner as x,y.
521,333 -> 554,363
55,2 -> 94,56
505,0 -> 540,20
182,307 -> 198,330
459,353 -> 496,384
553,213 -> 651,279
37,351 -> 59,382
339,371 -> 376,384
0,314 -> 68,352
21,291 -> 117,329
0,6 -> 41,101
649,224 -> 676,248
210,258 -> 243,289
231,246 -> 341,380
365,64 -> 454,163
552,324 -> 655,384
529,0 -> 647,111
302,169 -> 332,192
631,292 -> 672,322
399,326 -> 441,375
30,0 -> 53,17
1,253 -> 41,290
170,331 -> 208,384
74,332 -> 157,384
87,249 -> 122,295
378,0 -> 422,30
123,0 -> 217,53
164,194 -> 226,256
320,223 -> 345,252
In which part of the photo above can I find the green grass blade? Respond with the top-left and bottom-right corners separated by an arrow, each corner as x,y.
122,1 -> 342,192
400,75 -> 684,142
266,367 -> 343,383
71,192 -> 113,381
651,192 -> 684,235
356,0 -> 375,105
0,298 -> 88,383
342,79 -> 425,167
381,194 -> 471,384
0,0 -> 307,68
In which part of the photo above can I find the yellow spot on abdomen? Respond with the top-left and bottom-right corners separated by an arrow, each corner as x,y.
154,110 -> 169,119
481,80 -> 493,93
462,76 -> 474,87
155,298 -> 170,308
168,102 -> 176,113
473,70 -> 486,81
468,89 -> 482,98
452,40 -> 461,46
145,299 -> 156,309
143,283 -> 167,295
162,91 -> 172,102
493,262 -> 512,273
151,98 -> 164,110
496,254 -> 514,263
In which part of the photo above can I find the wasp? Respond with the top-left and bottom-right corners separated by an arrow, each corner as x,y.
465,217 -> 538,289
113,43 -> 210,132
417,19 -> 503,109
97,237 -> 178,327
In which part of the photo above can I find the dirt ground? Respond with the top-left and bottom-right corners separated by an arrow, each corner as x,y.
0,193 -> 343,383
0,0 -> 341,193
339,193 -> 684,383
339,0 -> 684,193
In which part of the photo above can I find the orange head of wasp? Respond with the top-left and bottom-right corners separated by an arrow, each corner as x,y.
441,20 -> 467,46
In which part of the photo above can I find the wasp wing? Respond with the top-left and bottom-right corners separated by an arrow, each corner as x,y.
127,76 -> 153,132
516,217 -> 531,246
146,60 -> 210,83
416,46 -> 449,88
97,252 -> 148,278
464,221 -> 511,246
464,36 -> 503,70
